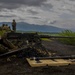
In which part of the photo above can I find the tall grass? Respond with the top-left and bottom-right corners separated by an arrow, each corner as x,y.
59,30 -> 75,45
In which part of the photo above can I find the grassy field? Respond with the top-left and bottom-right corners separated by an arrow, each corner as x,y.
16,30 -> 60,36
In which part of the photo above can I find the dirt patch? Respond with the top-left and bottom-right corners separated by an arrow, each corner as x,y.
42,40 -> 75,56
0,57 -> 75,75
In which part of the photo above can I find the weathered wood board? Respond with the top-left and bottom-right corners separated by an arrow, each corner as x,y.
26,58 -> 75,67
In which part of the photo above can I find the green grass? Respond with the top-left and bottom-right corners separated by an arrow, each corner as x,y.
58,30 -> 75,45
41,38 -> 52,41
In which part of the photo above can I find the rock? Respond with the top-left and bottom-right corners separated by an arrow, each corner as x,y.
7,58 -> 11,62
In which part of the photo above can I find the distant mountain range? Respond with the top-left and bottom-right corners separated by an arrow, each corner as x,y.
0,22 -> 66,32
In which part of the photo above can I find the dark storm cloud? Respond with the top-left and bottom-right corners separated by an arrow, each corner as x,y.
0,15 -> 17,17
60,13 -> 75,19
0,4 -> 20,9
69,0 -> 75,1
43,4 -> 53,9
27,9 -> 38,15
0,0 -> 47,9
56,0 -> 61,1
29,17 -> 41,19
41,3 -> 53,11
50,21 -> 57,24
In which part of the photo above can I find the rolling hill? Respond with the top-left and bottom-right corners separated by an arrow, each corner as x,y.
0,22 -> 65,32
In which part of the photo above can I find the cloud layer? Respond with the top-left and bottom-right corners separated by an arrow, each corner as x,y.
0,0 -> 47,9
0,0 -> 75,29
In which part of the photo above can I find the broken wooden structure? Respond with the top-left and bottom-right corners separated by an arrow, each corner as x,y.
0,32 -> 75,67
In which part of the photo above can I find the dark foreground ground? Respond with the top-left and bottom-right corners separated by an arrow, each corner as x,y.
0,40 -> 75,75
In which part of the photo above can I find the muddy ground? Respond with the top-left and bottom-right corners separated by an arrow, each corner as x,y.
0,39 -> 75,75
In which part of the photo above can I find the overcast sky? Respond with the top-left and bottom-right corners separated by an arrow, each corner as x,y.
0,0 -> 75,29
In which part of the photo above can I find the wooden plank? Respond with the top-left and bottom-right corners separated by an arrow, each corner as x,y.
26,58 -> 75,67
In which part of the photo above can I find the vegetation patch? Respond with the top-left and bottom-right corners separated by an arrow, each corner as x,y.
0,30 -> 6,36
58,30 -> 75,45
41,38 -> 52,41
